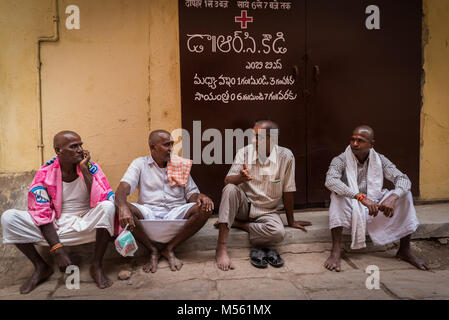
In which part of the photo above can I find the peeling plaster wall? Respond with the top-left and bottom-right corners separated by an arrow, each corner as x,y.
420,0 -> 449,200
0,1 -> 54,172
0,172 -> 35,213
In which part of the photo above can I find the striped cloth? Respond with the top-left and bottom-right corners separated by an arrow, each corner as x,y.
167,155 -> 193,187
325,151 -> 411,199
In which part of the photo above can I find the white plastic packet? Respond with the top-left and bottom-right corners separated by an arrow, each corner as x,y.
114,224 -> 138,257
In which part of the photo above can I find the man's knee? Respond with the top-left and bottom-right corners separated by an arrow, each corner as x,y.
270,227 -> 286,243
192,205 -> 211,221
264,222 -> 285,243
329,192 -> 351,209
250,228 -> 285,246
200,209 -> 212,221
328,193 -> 352,229
1,209 -> 18,229
402,191 -> 414,203
126,204 -> 144,220
222,183 -> 240,198
392,190 -> 416,219
98,201 -> 116,216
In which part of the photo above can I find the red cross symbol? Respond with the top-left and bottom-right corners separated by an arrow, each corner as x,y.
235,10 -> 253,29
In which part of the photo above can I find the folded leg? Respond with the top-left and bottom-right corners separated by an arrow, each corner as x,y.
1,209 -> 53,293
216,184 -> 250,271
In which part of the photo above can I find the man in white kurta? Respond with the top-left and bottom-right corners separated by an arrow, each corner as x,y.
323,125 -> 428,272
120,155 -> 200,243
115,130 -> 214,273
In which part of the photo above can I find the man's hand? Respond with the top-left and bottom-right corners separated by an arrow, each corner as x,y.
79,150 -> 93,195
39,223 -> 72,272
379,194 -> 399,218
224,164 -> 253,186
54,248 -> 72,272
288,220 -> 312,232
118,205 -> 136,231
196,194 -> 214,213
79,150 -> 91,169
360,197 -> 379,216
239,164 -> 252,184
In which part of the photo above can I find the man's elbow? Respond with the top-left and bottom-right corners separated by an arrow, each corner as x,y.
324,178 -> 332,190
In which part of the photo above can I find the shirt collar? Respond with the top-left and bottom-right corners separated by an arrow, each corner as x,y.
248,144 -> 278,165
147,155 -> 155,166
147,155 -> 169,169
356,157 -> 369,167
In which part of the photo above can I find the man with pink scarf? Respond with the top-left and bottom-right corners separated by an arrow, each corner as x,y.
1,131 -> 117,294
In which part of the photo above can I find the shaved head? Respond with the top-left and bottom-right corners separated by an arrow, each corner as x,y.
148,129 -> 173,166
53,130 -> 80,149
148,130 -> 171,147
350,125 -> 375,162
353,125 -> 374,142
253,119 -> 279,133
253,119 -> 279,136
253,119 -> 279,158
53,130 -> 84,165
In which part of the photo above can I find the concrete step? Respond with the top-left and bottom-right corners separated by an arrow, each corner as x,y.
177,202 -> 449,253
2,203 -> 448,261
61,203 -> 449,259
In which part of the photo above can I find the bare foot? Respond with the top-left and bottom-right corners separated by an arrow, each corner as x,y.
90,264 -> 113,289
324,250 -> 341,272
20,263 -> 54,294
143,250 -> 160,273
396,247 -> 429,270
161,247 -> 183,271
215,243 -> 235,271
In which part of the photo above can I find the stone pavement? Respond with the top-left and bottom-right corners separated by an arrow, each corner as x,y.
1,239 -> 449,300
1,202 -> 449,300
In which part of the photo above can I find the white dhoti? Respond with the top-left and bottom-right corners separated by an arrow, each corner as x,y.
329,190 -> 419,246
131,202 -> 196,244
1,201 -> 116,246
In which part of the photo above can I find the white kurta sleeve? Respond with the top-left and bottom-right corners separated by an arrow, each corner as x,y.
120,158 -> 142,195
185,175 -> 200,200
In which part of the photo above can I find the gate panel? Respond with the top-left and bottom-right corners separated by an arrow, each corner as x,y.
179,1 -> 307,208
306,0 -> 422,204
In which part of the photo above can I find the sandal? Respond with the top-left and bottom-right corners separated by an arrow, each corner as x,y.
263,248 -> 284,267
250,249 -> 268,268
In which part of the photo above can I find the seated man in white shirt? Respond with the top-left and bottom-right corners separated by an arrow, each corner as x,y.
115,130 -> 214,272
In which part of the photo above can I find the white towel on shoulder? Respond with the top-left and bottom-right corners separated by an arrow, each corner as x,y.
345,145 -> 383,249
